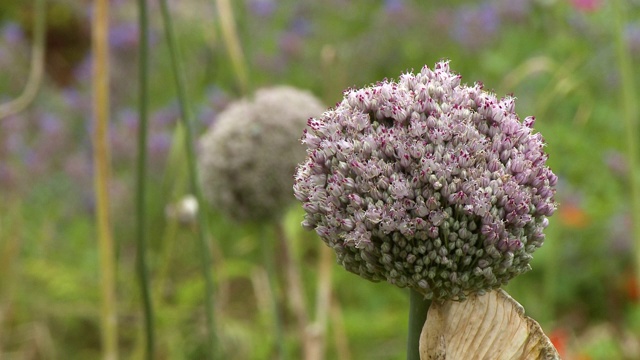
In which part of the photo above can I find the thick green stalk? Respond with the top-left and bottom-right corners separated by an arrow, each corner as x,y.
407,289 -> 429,360
157,1 -> 217,357
92,0 -> 118,358
135,0 -> 155,358
612,0 -> 640,294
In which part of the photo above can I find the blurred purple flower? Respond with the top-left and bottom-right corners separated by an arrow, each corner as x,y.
65,151 -> 93,186
0,162 -> 16,188
149,132 -> 172,160
2,22 -> 25,45
625,22 -> 640,57
23,148 -> 47,175
1,113 -> 25,134
290,17 -> 312,37
38,113 -> 63,135
609,212 -> 632,254
198,106 -> 217,128
110,22 -> 139,50
205,85 -> 231,110
62,88 -> 91,115
73,54 -> 93,84
110,110 -> 138,162
493,0 -> 532,22
2,114 -> 26,155
278,15 -> 312,58
152,103 -> 180,127
0,22 -> 27,70
384,0 -> 405,14
451,3 -> 501,51
247,0 -> 276,17
119,108 -> 139,132
604,150 -> 628,178
279,31 -> 304,57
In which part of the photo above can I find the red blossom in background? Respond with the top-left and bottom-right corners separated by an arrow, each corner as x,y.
570,0 -> 601,12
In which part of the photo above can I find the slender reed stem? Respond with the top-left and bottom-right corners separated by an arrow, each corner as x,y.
612,0 -> 640,295
407,289 -> 429,360
330,297 -> 352,360
275,222 -> 310,359
215,0 -> 249,94
92,0 -> 118,358
309,244 -> 333,360
157,1 -> 217,357
0,0 -> 45,119
261,227 -> 286,360
135,0 -> 155,358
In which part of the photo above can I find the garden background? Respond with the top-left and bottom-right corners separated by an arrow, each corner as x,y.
1,0 -> 640,359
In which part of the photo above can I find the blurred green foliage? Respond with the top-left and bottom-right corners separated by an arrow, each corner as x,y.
1,0 -> 640,359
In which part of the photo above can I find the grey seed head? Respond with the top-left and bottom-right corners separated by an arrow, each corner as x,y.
200,86 -> 325,222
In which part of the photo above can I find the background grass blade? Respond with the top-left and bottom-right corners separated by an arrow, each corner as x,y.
135,0 -> 155,358
215,0 -> 249,94
157,0 -> 218,357
612,0 -> 640,304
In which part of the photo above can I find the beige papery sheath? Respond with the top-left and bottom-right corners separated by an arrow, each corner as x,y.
419,289 -> 561,360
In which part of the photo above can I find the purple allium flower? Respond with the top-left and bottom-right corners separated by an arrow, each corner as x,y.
199,86 -> 325,222
294,61 -> 557,300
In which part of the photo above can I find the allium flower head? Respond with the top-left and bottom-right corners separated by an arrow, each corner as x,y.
199,86 -> 325,222
294,61 -> 557,300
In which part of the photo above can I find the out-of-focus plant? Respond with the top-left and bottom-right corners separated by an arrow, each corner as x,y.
612,0 -> 640,305
3,0 -> 640,358
134,0 -> 155,358
157,0 -> 219,357
199,86 -> 325,359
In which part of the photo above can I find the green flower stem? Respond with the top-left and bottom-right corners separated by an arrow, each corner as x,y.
92,0 -> 118,358
613,0 -> 640,291
135,0 -> 155,358
261,227 -> 286,360
309,244 -> 334,360
407,289 -> 429,360
275,222 -> 311,359
158,1 -> 217,357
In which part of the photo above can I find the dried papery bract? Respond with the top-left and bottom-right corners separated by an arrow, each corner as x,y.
294,61 -> 557,301
420,289 -> 560,360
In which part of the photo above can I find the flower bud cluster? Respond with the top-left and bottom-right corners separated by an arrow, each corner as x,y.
294,61 -> 557,300
199,86 -> 325,222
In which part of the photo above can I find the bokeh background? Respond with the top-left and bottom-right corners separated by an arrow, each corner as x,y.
1,0 -> 640,359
